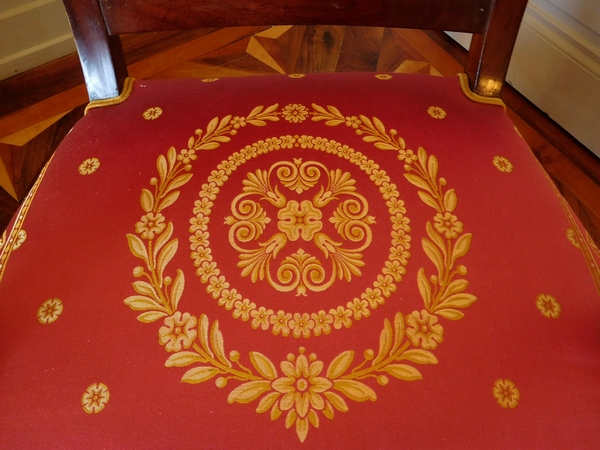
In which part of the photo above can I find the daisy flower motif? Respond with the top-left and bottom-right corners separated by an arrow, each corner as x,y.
493,379 -> 520,409
427,106 -> 447,119
78,157 -> 100,175
282,104 -> 309,123
536,293 -> 561,318
81,383 -> 110,414
143,107 -> 162,120
493,156 -> 514,173
37,298 -> 64,324
270,348 -> 333,442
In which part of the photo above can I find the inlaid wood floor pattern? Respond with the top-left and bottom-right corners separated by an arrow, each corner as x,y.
1,26 -> 599,245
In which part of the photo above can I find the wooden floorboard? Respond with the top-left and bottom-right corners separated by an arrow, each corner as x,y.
0,26 -> 599,246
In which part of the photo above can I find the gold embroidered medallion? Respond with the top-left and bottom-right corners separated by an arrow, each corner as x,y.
125,102 -> 476,442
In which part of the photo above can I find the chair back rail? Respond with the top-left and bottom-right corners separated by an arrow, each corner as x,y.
62,0 -> 529,101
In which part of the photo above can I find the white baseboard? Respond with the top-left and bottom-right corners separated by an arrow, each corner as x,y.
0,0 -> 75,81
449,0 -> 600,157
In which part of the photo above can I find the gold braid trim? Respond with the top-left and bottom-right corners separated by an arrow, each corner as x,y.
84,78 -> 135,115
457,73 -> 506,112
0,153 -> 54,282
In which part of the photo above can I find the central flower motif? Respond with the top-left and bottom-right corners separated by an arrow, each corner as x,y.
277,200 -> 323,241
271,349 -> 333,440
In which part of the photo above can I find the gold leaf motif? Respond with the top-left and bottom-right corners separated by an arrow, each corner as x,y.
158,190 -> 180,211
137,311 -> 168,323
400,349 -> 438,364
165,351 -> 205,367
157,239 -> 178,281
332,380 -> 377,402
157,154 -> 168,184
256,392 -> 281,413
199,314 -> 214,358
140,188 -> 154,212
383,364 -> 423,381
418,191 -> 441,212
228,380 -> 273,404
435,309 -> 465,320
153,222 -> 173,260
451,233 -> 472,265
210,321 -> 231,367
326,350 -> 354,379
422,238 -> 444,275
439,293 -> 477,309
170,269 -> 185,311
324,391 -> 349,412
404,173 -> 433,193
417,268 -> 432,310
444,189 -> 458,212
373,319 -> 393,365
390,312 -> 405,355
126,233 -> 149,263
182,366 -> 222,384
132,280 -> 159,298
249,352 -> 278,380
124,295 -> 165,312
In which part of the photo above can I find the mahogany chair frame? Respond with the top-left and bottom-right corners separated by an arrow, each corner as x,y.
62,0 -> 529,101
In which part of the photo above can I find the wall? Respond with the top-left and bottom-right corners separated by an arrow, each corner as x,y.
0,0 -> 75,80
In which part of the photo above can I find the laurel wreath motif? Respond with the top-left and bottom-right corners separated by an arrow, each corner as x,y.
125,103 -> 476,443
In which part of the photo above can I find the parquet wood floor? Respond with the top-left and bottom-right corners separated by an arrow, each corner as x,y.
1,26 -> 599,245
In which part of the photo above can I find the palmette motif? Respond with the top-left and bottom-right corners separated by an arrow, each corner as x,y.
125,102 -> 476,442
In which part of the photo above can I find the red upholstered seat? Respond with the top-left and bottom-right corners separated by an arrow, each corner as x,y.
1,72 -> 599,447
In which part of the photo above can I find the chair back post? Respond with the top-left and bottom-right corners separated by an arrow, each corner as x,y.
62,0 -> 127,101
62,0 -> 528,101
466,0 -> 529,97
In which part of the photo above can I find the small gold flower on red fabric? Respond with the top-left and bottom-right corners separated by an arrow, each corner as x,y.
143,107 -> 162,120
37,298 -> 63,324
330,305 -> 353,330
81,383 -> 110,414
135,212 -> 166,239
13,230 -> 27,249
375,74 -> 392,80
344,116 -> 362,128
288,74 -> 305,78
289,312 -> 315,338
566,228 -> 580,248
78,157 -> 100,175
397,149 -> 418,164
233,298 -> 257,321
282,104 -> 309,123
434,212 -> 464,239
251,306 -> 274,330
493,379 -> 520,408
493,156 -> 514,173
406,309 -> 444,349
270,310 -> 292,336
158,312 -> 198,352
536,293 -> 561,318
310,310 -> 333,336
201,78 -> 219,82
427,106 -> 447,119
